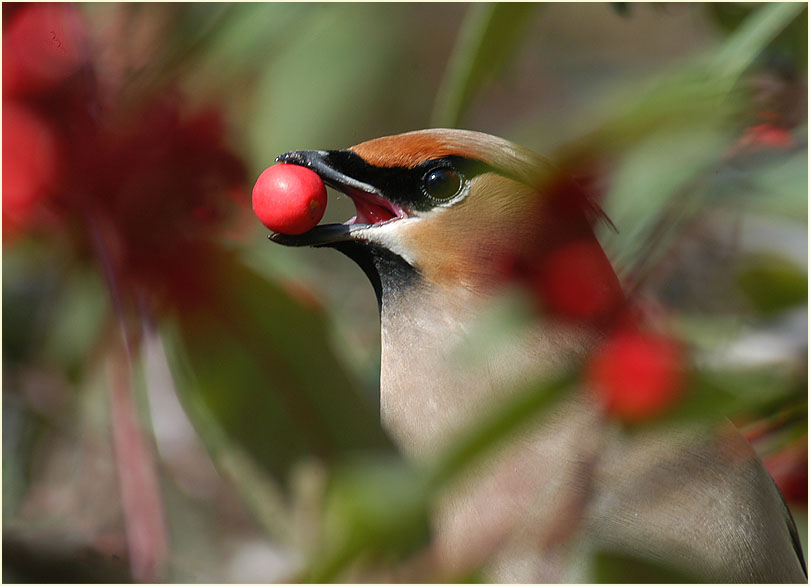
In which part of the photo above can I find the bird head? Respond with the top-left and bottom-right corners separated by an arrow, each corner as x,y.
272,128 -> 624,326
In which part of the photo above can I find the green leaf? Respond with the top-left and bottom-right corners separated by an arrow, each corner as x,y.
592,550 -> 702,583
2,244 -> 68,366
556,2 -> 804,165
431,3 -> 537,127
310,455 -> 431,582
599,125 -> 731,277
164,248 -> 394,484
429,370 -> 575,489
158,341 -> 296,543
710,2 -> 805,80
737,253 -> 808,316
708,3 -> 807,69
42,268 -> 109,378
570,3 -> 806,285
650,366 -> 801,430
302,368 -> 575,581
737,145 -> 809,219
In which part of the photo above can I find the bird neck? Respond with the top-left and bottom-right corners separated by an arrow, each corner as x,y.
368,248 -> 601,459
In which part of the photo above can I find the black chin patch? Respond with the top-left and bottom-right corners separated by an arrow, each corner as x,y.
331,241 -> 419,313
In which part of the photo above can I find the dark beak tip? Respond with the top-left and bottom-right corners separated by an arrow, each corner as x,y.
268,231 -> 304,247
275,151 -> 302,165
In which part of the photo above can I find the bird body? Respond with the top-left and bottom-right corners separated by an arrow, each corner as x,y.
272,129 -> 806,582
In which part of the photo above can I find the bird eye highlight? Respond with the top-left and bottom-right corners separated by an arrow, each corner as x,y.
423,167 -> 462,201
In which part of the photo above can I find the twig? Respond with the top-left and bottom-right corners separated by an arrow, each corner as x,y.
87,212 -> 169,583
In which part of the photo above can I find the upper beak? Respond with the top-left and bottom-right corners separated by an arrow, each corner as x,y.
276,150 -> 381,197
269,150 -> 409,247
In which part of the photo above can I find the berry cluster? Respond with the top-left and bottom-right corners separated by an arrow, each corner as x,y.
3,3 -> 248,313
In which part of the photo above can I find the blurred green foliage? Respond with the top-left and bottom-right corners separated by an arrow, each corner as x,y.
709,2 -> 808,67
164,248 -> 392,482
591,550 -> 701,583
738,253 -> 808,316
432,3 -> 537,127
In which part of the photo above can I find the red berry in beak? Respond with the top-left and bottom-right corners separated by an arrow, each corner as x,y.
252,163 -> 327,235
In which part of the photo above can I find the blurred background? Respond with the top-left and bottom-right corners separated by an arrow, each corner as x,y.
3,2 -> 807,582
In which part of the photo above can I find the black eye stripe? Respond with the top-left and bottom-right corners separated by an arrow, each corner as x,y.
323,151 -> 493,211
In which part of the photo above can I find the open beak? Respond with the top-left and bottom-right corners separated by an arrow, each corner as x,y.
269,150 -> 410,248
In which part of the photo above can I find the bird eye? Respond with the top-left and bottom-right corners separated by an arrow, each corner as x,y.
423,167 -> 462,201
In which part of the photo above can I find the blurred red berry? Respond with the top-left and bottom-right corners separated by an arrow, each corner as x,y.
587,329 -> 686,423
535,239 -> 624,321
62,93 -> 247,312
762,439 -> 808,506
2,100 -> 60,237
498,164 -> 624,328
728,123 -> 796,159
2,3 -> 248,313
3,2 -> 89,97
739,124 -> 795,150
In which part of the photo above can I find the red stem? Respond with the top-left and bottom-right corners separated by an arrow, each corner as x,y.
88,212 -> 169,582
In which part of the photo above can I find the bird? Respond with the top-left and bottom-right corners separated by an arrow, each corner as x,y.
270,129 -> 807,582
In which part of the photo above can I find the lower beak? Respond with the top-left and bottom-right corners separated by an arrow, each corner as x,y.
269,223 -> 359,247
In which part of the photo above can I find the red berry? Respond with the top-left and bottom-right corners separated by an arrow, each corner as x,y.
252,164 -> 327,235
587,329 -> 685,423
3,101 -> 60,232
536,240 -> 624,321
3,3 -> 90,97
762,439 -> 808,505
744,124 -> 794,149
